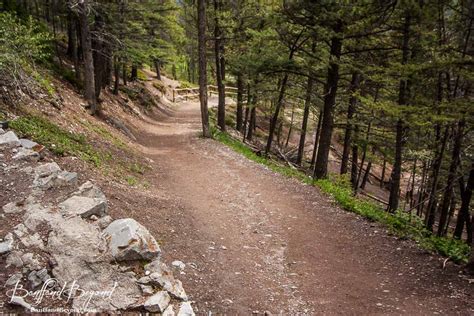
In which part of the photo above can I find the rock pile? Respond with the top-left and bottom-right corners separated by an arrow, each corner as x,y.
0,129 -> 195,314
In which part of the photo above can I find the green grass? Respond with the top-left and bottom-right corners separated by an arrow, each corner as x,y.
79,119 -> 127,150
212,128 -> 470,263
10,114 -> 109,167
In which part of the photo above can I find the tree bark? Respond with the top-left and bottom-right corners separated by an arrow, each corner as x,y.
154,60 -> 162,80
426,126 -> 450,231
77,0 -> 97,115
197,0 -> 211,138
131,64 -> 138,81
351,125 -> 359,190
236,73 -> 244,132
454,163 -> 474,239
388,12 -> 411,212
437,120 -> 464,236
122,63 -> 127,86
340,72 -> 361,174
296,76 -> 314,165
311,108 -> 323,170
314,20 -> 343,179
214,0 -> 226,131
113,57 -> 120,95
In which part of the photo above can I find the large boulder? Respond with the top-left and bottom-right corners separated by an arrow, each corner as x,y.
103,218 -> 161,261
0,131 -> 20,147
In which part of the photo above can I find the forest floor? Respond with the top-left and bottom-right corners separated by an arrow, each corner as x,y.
107,80 -> 473,314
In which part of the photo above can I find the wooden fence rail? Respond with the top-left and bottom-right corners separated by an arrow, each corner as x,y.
172,85 -> 240,103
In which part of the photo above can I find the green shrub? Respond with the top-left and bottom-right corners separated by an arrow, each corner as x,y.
10,114 -> 107,166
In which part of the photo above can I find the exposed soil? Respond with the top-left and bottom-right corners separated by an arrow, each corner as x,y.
107,95 -> 473,315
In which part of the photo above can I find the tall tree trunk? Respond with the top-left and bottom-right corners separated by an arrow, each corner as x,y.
214,0 -> 226,131
416,160 -> 428,216
311,108 -> 323,169
236,73 -> 244,132
113,56 -> 120,95
154,60 -> 162,80
247,106 -> 256,141
77,0 -> 97,115
265,72 -> 290,154
265,34 -> 302,154
426,126 -> 450,231
381,155 -> 387,188
356,121 -> 372,190
296,75 -> 314,165
388,12 -> 411,212
437,120 -> 464,236
314,21 -> 343,179
197,0 -> 211,137
130,64 -> 138,81
454,163 -> 474,239
351,125 -> 359,190
360,161 -> 372,190
340,72 -> 361,174
285,103 -> 296,148
122,62 -> 127,86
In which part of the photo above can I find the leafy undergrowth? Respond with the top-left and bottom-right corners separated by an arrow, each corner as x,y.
10,113 -> 150,188
212,128 -> 470,263
10,114 -> 108,166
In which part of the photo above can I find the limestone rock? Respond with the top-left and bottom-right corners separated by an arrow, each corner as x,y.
21,253 -> 42,271
12,147 -> 40,162
96,215 -> 113,229
163,304 -> 176,316
28,268 -> 50,288
0,131 -> 20,147
55,171 -> 78,186
14,224 -> 44,249
34,162 -> 61,177
0,128 -> 4,135
59,196 -> 107,218
19,138 -> 38,149
33,162 -> 61,189
172,260 -> 186,270
177,302 -> 195,316
6,251 -> 23,268
104,218 -> 160,261
144,291 -> 170,313
3,200 -> 26,214
0,233 -> 14,254
149,273 -> 188,301
140,284 -> 154,295
74,181 -> 106,201
5,273 -> 23,287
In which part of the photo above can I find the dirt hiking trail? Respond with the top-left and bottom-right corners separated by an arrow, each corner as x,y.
126,94 -> 472,315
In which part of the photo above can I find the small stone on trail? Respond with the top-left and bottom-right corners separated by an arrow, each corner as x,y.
172,260 -> 186,270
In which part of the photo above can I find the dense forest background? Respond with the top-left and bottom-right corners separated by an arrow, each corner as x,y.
0,0 -> 473,270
